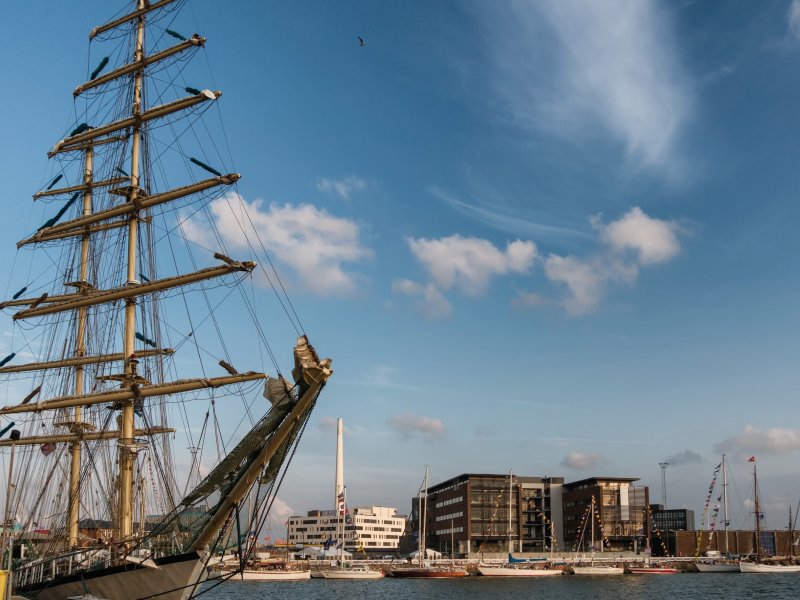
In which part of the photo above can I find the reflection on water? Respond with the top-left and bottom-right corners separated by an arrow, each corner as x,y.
199,573 -> 800,600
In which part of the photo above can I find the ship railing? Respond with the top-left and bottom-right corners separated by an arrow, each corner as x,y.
14,546 -> 116,587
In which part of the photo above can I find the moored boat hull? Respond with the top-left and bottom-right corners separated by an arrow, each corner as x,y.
390,567 -> 468,578
739,562 -> 800,573
695,561 -> 740,573
626,567 -> 678,574
477,565 -> 563,577
321,568 -> 384,579
571,565 -> 624,575
17,551 -> 208,600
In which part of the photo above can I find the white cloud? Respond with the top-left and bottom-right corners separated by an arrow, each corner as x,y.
317,176 -> 368,200
387,411 -> 445,444
714,425 -> 800,457
483,0 -> 692,175
561,451 -> 604,470
183,192 -> 370,296
599,207 -> 681,265
544,255 -> 605,316
541,207 -> 682,315
406,235 -> 537,296
392,279 -> 452,319
265,497 -> 295,538
790,0 -> 800,40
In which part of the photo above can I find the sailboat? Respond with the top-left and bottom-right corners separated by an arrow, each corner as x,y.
477,469 -> 564,577
321,419 -> 383,580
0,2 -> 332,599
739,458 -> 800,573
695,454 -> 739,573
571,496 -> 623,575
390,467 -> 468,578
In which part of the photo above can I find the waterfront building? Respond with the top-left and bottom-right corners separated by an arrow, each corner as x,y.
288,506 -> 406,554
650,504 -> 695,531
562,477 -> 650,552
424,473 -> 565,555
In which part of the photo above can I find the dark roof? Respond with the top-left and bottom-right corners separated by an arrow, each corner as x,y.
428,473 -> 565,493
564,476 -> 640,489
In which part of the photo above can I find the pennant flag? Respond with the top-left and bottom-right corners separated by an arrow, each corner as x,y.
748,456 -> 756,462
40,442 -> 56,456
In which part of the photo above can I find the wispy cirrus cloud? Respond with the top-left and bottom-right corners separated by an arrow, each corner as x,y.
480,0 -> 693,177
714,425 -> 800,457
387,411 -> 446,444
790,0 -> 800,40
561,451 -> 605,470
428,186 -> 582,241
317,175 -> 368,200
182,192 -> 371,297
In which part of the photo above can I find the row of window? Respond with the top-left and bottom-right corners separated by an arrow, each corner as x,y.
434,526 -> 464,535
435,511 -> 464,522
434,495 -> 463,509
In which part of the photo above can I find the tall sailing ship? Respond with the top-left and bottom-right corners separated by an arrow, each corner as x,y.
0,1 -> 332,598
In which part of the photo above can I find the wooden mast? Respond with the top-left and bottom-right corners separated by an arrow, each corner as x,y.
118,0 -> 147,542
66,142 -> 93,547
753,460 -> 761,561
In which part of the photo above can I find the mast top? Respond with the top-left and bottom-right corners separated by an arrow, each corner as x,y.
90,0 -> 179,40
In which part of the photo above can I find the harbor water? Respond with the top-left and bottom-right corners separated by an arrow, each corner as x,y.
200,573 -> 800,600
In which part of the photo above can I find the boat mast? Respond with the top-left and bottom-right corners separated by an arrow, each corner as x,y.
420,466 -> 428,567
334,417 -> 344,565
508,468 -> 513,554
118,0 -> 146,542
67,143 -> 94,548
590,496 -> 595,563
753,460 -> 761,562
722,453 -> 729,557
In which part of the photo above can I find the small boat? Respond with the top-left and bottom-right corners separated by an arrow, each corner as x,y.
214,560 -> 311,581
389,467 -> 469,578
391,565 -> 469,578
321,565 -> 384,579
695,455 -> 739,573
477,563 -> 564,577
739,561 -> 800,573
626,566 -> 678,574
739,458 -> 800,574
572,564 -> 625,575
571,497 -> 624,575
321,419 -> 384,580
694,560 -> 740,573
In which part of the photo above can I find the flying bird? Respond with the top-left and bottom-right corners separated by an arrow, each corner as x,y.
358,36 -> 365,47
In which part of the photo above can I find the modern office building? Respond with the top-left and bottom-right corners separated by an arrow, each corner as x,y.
424,473 -> 565,555
288,506 -> 406,553
650,505 -> 695,532
562,477 -> 650,552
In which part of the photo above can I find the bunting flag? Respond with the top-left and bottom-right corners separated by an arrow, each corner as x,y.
40,442 -> 56,456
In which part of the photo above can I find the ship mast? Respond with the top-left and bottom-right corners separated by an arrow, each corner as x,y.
117,0 -> 147,543
0,1 -> 336,573
753,460 -> 761,562
66,142 -> 93,547
722,453 -> 729,557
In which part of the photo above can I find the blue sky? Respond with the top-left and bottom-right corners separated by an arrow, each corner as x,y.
2,0 -> 800,536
